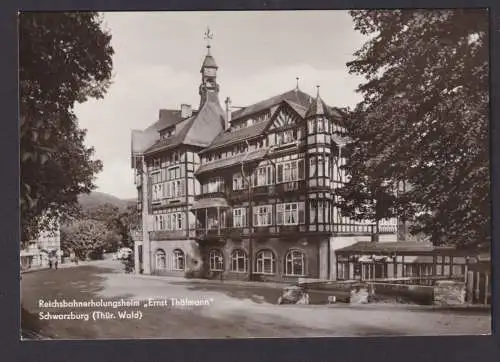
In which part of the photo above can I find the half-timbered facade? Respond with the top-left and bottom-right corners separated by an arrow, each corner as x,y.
131,41 -> 397,281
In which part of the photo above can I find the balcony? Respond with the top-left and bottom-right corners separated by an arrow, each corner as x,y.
195,227 -> 229,243
275,180 -> 306,194
194,191 -> 227,201
151,197 -> 188,210
149,230 -> 187,240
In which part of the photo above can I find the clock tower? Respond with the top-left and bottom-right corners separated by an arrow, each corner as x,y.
199,28 -> 219,107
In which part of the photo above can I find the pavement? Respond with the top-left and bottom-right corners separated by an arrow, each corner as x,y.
20,259 -> 492,339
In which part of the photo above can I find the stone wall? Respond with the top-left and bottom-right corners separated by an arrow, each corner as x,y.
347,280 -> 466,306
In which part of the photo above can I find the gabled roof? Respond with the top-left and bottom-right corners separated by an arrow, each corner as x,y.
200,97 -> 309,154
231,89 -> 314,121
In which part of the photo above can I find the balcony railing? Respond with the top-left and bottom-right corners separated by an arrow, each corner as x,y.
149,230 -> 187,240
275,180 -> 306,194
194,191 -> 227,201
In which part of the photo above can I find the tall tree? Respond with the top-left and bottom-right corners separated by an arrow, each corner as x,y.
19,12 -> 114,245
338,9 -> 489,248
60,219 -> 112,260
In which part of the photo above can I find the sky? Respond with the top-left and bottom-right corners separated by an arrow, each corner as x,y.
74,11 -> 369,200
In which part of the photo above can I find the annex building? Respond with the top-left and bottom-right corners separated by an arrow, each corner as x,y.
131,40 -> 398,282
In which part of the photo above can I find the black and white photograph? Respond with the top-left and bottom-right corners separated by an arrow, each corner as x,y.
19,9 -> 491,340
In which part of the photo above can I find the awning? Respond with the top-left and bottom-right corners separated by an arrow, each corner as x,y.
191,197 -> 229,210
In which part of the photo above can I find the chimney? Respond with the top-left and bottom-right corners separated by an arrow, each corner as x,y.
224,97 -> 232,130
181,104 -> 192,119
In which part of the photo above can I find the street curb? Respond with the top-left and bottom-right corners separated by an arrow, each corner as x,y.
130,273 -> 289,290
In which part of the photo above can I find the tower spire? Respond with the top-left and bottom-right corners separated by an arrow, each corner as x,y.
199,26 -> 219,107
305,85 -> 328,118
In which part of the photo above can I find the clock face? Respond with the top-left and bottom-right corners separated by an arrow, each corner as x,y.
204,68 -> 216,77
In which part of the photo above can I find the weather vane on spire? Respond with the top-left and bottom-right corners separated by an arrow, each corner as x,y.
204,27 -> 214,49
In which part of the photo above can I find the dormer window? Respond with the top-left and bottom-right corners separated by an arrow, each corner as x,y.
160,127 -> 175,139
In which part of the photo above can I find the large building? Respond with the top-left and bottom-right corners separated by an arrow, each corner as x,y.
131,40 -> 397,282
20,221 -> 62,269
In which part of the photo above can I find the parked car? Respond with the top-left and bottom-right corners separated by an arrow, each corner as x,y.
117,247 -> 133,260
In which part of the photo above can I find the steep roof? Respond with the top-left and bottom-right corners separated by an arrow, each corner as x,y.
144,92 -> 225,155
157,109 -> 184,132
200,117 -> 270,154
231,89 -> 314,121
202,54 -> 217,69
305,92 -> 329,118
131,109 -> 183,167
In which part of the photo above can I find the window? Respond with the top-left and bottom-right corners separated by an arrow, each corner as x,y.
233,208 -> 247,227
254,165 -> 274,186
230,249 -> 247,273
157,212 -> 184,231
173,249 -> 185,270
317,118 -> 324,132
233,173 -> 247,190
308,119 -> 315,134
318,156 -> 325,177
309,201 -> 317,223
209,249 -> 224,271
318,200 -> 325,223
253,205 -> 273,226
155,249 -> 166,270
207,212 -> 219,229
285,250 -> 305,276
275,129 -> 297,145
255,250 -> 276,274
203,177 -> 225,194
309,157 -> 317,178
165,179 -> 185,198
276,202 -> 305,225
276,159 -> 304,183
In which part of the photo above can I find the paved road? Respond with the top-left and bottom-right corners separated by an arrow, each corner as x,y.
20,259 -> 491,339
